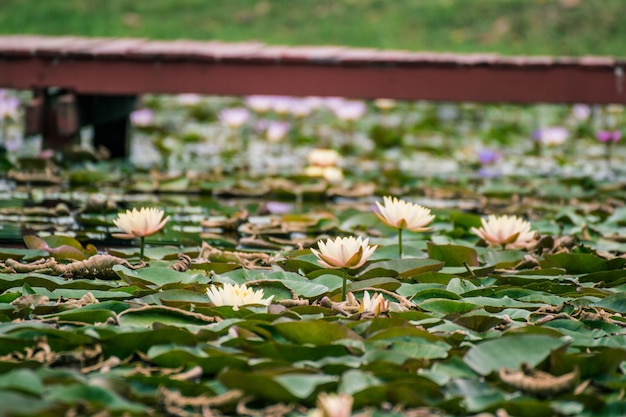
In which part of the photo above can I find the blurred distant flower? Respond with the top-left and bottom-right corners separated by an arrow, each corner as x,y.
309,392 -> 353,417
471,214 -> 536,249
374,98 -> 396,111
596,130 -> 621,143
312,236 -> 377,300
358,291 -> 390,317
206,283 -> 273,311
535,127 -> 568,147
0,91 -> 19,120
269,96 -> 293,115
304,165 -> 344,183
329,100 -> 366,121
572,104 -> 591,121
246,95 -> 274,113
308,148 -> 340,167
219,107 -> 250,129
375,196 -> 434,258
265,121 -> 290,142
262,201 -> 293,215
113,207 -> 169,259
130,108 -> 154,127
477,148 -> 502,165
177,93 -> 202,106
289,98 -> 313,118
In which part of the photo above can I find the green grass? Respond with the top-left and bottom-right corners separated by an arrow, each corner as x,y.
1,0 -> 625,57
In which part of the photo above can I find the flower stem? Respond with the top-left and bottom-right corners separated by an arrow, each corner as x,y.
398,228 -> 403,259
140,236 -> 145,260
341,268 -> 348,301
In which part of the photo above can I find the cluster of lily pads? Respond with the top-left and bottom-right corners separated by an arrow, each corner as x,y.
1,90 -> 626,416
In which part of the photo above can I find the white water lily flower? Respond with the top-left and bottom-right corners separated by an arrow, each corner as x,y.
308,148 -> 340,167
311,236 -> 377,269
309,392 -> 354,417
358,291 -> 390,317
206,283 -> 273,311
375,196 -> 435,232
112,207 -> 169,239
471,214 -> 536,249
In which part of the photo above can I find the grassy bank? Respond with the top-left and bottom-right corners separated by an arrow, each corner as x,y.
0,0 -> 624,56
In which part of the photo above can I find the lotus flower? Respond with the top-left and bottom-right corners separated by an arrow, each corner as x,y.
375,196 -> 434,258
112,207 -> 169,258
312,236 -> 377,301
265,121 -> 290,142
329,100 -> 366,121
358,291 -> 389,317
309,392 -> 353,417
246,95 -> 274,113
471,214 -> 536,249
374,98 -> 396,110
206,282 -> 273,311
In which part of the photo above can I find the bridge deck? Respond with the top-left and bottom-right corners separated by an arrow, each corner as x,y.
0,35 -> 624,103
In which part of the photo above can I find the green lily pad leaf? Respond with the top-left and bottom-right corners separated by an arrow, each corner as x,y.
118,305 -> 217,327
594,292 -> 626,313
427,242 -> 479,267
274,321 -> 361,346
339,369 -> 382,395
420,298 -> 481,314
464,334 -> 570,376
452,314 -> 506,332
0,368 -> 44,395
24,235 -> 95,260
275,374 -> 337,399
113,265 -> 208,287
0,248 -> 48,260
540,253 -> 607,274
219,369 -> 335,402
360,258 -> 444,279
0,392 -> 56,415
47,384 -> 146,412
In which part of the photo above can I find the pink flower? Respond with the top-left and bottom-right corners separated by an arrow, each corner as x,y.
596,130 -> 621,143
219,108 -> 250,129
130,108 -> 154,127
311,236 -> 377,269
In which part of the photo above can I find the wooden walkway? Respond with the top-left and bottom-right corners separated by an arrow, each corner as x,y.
0,35 -> 624,104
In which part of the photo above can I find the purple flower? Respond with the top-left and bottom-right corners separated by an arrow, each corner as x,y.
477,148 -> 502,165
0,91 -> 20,120
596,130 -> 622,143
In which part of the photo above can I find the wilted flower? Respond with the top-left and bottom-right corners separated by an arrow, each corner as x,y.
206,282 -> 273,311
112,207 -> 169,259
312,236 -> 377,301
308,148 -> 340,167
219,107 -> 250,129
471,214 -> 536,249
535,127 -> 568,146
358,291 -> 390,317
596,130 -> 622,143
112,207 -> 169,239
309,392 -> 353,417
130,108 -> 154,127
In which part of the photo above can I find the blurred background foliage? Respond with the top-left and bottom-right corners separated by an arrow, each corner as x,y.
0,0 -> 624,56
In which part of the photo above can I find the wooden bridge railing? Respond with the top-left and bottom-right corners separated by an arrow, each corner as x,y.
0,35 -> 624,156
